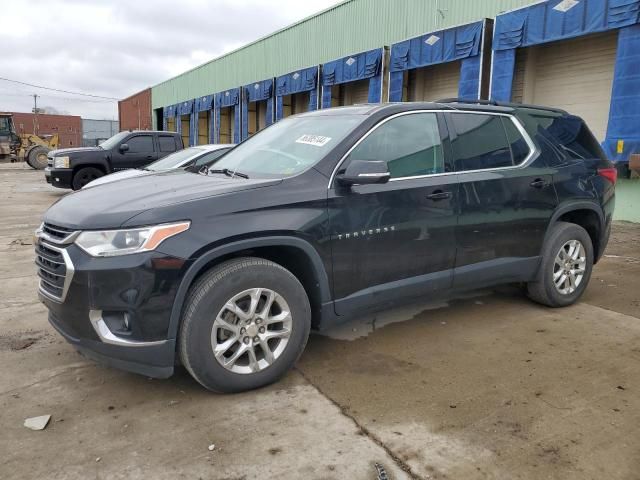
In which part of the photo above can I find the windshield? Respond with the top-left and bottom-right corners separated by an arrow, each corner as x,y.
99,131 -> 130,150
209,115 -> 362,178
146,147 -> 205,171
0,117 -> 10,135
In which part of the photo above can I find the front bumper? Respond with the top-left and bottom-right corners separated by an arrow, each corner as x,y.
47,168 -> 73,189
37,238 -> 187,379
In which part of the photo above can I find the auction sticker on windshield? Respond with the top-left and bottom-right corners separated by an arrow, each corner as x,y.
296,135 -> 332,147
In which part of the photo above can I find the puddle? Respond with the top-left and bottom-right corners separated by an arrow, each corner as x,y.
319,290 -> 494,341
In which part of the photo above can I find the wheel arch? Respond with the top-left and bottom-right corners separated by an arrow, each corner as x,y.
547,201 -> 605,262
167,236 -> 332,341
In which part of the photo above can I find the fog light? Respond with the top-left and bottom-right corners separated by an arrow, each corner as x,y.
102,311 -> 132,336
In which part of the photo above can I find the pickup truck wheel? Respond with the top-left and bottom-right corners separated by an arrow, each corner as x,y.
72,167 -> 103,190
179,257 -> 311,393
527,222 -> 594,307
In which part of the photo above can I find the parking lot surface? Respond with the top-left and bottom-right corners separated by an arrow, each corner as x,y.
1,164 -> 639,480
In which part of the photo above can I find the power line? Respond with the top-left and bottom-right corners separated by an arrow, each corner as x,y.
0,76 -> 119,100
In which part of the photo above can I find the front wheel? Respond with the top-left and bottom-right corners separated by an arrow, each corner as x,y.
71,167 -> 103,190
26,146 -> 50,170
179,257 -> 311,393
527,222 -> 594,307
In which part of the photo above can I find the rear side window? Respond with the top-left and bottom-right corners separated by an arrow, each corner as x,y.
159,135 -> 177,153
531,114 -> 605,160
347,113 -> 445,179
450,114 -> 514,171
127,135 -> 154,153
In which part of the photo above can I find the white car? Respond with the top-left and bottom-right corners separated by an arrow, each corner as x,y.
83,144 -> 234,188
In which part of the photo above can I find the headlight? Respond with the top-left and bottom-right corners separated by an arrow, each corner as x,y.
74,222 -> 190,257
53,156 -> 70,168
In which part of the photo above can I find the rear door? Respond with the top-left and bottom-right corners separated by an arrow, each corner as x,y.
158,134 -> 179,159
328,111 -> 458,315
447,111 -> 558,288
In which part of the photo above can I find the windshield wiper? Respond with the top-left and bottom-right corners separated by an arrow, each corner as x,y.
207,168 -> 249,179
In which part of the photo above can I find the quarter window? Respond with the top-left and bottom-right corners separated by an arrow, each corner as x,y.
126,135 -> 154,153
346,113 -> 445,179
450,114 -> 515,171
193,148 -> 231,167
158,135 -> 177,152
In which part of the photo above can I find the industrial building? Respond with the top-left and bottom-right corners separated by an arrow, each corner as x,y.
82,119 -> 119,146
118,88 -> 152,132
135,0 -> 640,169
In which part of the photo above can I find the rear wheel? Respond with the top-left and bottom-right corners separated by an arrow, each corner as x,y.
71,167 -> 103,190
179,257 -> 311,393
527,222 -> 594,307
26,146 -> 49,170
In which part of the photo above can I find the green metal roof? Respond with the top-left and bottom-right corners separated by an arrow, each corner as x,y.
151,0 -> 539,110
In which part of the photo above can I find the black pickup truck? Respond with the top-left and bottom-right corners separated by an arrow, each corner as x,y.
45,130 -> 183,190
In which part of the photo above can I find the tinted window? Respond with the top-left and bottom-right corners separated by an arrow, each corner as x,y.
450,114 -> 513,171
126,135 -> 154,153
347,113 -> 444,178
531,114 -> 605,161
159,135 -> 177,152
502,117 -> 530,165
193,148 -> 231,167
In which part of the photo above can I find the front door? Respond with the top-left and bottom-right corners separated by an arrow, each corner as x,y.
112,134 -> 157,170
445,112 -> 558,288
328,111 -> 458,315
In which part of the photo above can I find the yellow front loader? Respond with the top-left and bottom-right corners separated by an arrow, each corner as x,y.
0,112 -> 59,170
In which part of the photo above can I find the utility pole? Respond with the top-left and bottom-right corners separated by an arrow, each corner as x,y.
32,94 -> 40,135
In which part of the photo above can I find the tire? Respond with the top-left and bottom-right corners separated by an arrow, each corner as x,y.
71,167 -> 103,190
26,146 -> 50,170
179,257 -> 311,393
527,221 -> 594,308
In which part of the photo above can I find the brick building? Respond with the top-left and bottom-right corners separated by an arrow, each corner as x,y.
11,112 -> 82,148
118,88 -> 151,132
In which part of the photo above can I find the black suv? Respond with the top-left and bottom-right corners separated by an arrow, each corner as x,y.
36,101 -> 616,393
46,130 -> 183,190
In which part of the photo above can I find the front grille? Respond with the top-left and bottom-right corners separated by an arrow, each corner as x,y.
36,241 -> 70,301
42,223 -> 75,242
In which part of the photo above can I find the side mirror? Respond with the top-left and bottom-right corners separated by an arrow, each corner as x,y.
119,143 -> 129,153
336,160 -> 390,186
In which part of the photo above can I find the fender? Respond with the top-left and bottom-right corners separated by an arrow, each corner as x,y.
544,199 -> 605,256
71,156 -> 111,174
547,200 -> 604,232
166,236 -> 332,340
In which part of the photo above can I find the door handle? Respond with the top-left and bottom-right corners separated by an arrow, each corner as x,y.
146,155 -> 154,159
426,191 -> 452,201
530,178 -> 548,189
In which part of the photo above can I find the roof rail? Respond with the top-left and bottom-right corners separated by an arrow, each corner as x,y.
436,97 -> 499,106
436,98 -> 568,114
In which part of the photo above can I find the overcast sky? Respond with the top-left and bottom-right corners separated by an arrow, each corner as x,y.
0,0 -> 342,120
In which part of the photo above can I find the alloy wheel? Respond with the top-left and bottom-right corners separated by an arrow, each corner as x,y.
553,239 -> 587,295
211,288 -> 292,374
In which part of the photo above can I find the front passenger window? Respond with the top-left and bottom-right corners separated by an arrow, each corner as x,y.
346,113 -> 445,179
125,136 -> 154,153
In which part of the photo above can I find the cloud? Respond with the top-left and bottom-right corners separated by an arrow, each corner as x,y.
0,0 -> 341,119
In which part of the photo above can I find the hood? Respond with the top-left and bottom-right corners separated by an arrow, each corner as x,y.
82,168 -> 146,188
49,146 -> 102,157
44,170 -> 282,229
